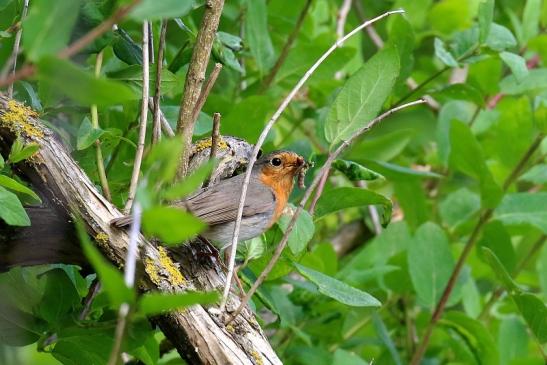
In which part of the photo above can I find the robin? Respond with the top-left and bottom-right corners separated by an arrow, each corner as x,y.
112,150 -> 308,247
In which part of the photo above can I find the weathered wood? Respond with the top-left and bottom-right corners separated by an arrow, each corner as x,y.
0,96 -> 281,365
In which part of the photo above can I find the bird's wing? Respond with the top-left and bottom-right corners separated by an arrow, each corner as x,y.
184,173 -> 276,226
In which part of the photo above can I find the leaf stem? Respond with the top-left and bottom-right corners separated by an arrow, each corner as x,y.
152,20 -> 168,145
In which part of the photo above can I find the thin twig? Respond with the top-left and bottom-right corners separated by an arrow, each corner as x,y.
220,10 -> 406,311
148,21 -> 154,64
356,181 -> 382,235
210,112 -> 221,160
409,133 -> 546,365
108,202 -> 142,365
7,0 -> 29,98
226,99 -> 425,322
152,20 -> 168,145
124,22 -> 150,213
176,0 -> 225,179
79,279 -> 101,321
260,0 -> 313,92
0,0 -> 141,88
336,0 -> 352,39
191,63 -> 223,123
307,169 -> 329,214
91,51 -> 112,202
148,97 -> 175,137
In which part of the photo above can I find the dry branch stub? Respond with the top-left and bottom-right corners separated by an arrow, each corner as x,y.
0,96 -> 281,365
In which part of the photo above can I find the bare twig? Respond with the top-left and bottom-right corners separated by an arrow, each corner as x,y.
91,51 -> 112,202
210,112 -> 221,160
260,0 -> 313,91
336,0 -> 352,39
152,20 -> 168,145
0,0 -> 141,88
176,0 -> 225,179
356,181 -> 382,234
410,133 -> 546,365
124,22 -> 150,213
191,63 -> 223,123
108,202 -> 142,365
226,99 -> 425,322
7,0 -> 29,98
220,10 -> 406,311
307,169 -> 329,215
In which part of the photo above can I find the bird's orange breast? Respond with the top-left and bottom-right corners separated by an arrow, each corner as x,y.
258,171 -> 295,226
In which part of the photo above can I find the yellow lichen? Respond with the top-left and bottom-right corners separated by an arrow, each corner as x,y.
250,349 -> 264,365
226,324 -> 235,333
0,100 -> 43,139
145,247 -> 186,287
144,257 -> 161,286
158,246 -> 186,286
193,136 -> 228,153
95,232 -> 109,245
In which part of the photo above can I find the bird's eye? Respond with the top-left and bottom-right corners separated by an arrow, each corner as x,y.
271,157 -> 282,166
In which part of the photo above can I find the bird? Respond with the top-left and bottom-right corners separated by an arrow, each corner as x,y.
112,150 -> 308,248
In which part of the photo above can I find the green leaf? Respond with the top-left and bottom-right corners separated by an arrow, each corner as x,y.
0,154 -> 3,169
244,0 -> 275,74
478,0 -> 495,43
365,160 -> 444,180
77,117 -> 104,151
79,225 -> 134,308
372,313 -> 403,365
478,221 -> 516,273
519,164 -> 547,184
332,160 -> 384,181
314,187 -> 392,226
277,207 -> 315,255
333,349 -> 369,365
0,301 -> 45,346
294,263 -> 381,307
500,69 -> 547,95
481,247 -> 520,292
138,291 -> 218,315
448,120 -> 503,208
485,23 -> 517,51
512,293 -> 547,343
129,0 -> 195,21
441,312 -> 499,365
407,222 -> 460,309
0,175 -> 41,203
324,47 -> 400,146
8,138 -> 39,163
222,96 -> 273,141
499,52 -> 529,83
162,160 -> 215,201
498,317 -> 529,365
112,29 -> 142,65
348,129 -> 414,162
494,193 -> 547,234
522,0 -> 542,44
36,57 -> 138,106
434,38 -> 458,67
0,186 -> 30,226
439,188 -> 480,229
22,0 -> 82,61
38,269 -> 80,324
142,206 -> 206,245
